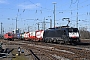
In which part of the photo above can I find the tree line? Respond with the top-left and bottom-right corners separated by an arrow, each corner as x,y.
79,27 -> 90,39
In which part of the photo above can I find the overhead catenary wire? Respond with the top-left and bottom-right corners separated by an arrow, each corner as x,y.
69,0 -> 78,8
1,0 -> 90,31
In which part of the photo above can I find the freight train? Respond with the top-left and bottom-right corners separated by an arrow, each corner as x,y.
3,26 -> 80,44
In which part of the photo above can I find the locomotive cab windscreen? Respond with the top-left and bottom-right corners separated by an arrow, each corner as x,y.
68,28 -> 78,32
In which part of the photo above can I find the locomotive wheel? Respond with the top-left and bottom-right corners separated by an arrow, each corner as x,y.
49,39 -> 53,43
77,39 -> 81,43
58,41 -> 62,44
63,37 -> 68,45
43,39 -> 47,43
64,40 -> 68,45
46,39 -> 50,43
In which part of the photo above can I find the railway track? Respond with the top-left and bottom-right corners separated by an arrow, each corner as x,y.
0,39 -> 90,60
29,49 -> 40,60
26,42 -> 90,60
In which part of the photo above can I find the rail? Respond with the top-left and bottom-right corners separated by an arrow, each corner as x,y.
30,49 -> 40,60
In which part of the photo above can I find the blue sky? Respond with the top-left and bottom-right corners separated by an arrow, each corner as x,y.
0,0 -> 90,33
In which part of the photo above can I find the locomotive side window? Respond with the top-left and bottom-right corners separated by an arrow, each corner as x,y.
73,28 -> 78,32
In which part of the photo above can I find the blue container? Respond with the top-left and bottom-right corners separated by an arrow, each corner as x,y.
16,33 -> 20,39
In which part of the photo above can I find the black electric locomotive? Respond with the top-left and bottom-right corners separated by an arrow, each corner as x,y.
43,26 -> 80,44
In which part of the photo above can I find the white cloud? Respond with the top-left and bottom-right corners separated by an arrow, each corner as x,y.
0,0 -> 7,4
18,3 -> 41,9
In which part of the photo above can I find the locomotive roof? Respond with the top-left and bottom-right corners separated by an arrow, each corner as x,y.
46,26 -> 78,31
48,26 -> 77,29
